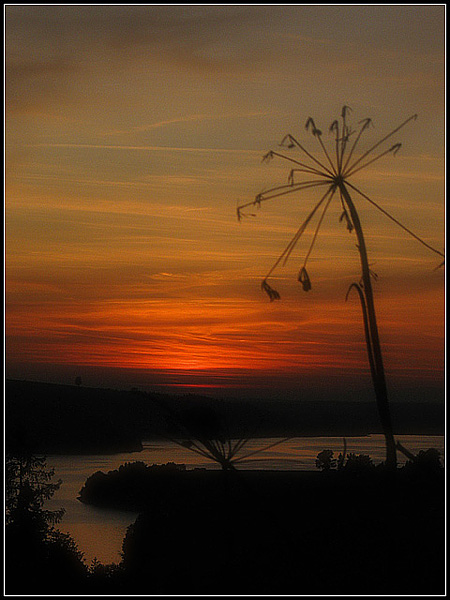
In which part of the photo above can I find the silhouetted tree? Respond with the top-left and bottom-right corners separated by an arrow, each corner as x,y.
315,449 -> 336,471
398,445 -> 443,479
87,557 -> 125,594
343,452 -> 375,473
5,453 -> 87,594
6,454 -> 64,528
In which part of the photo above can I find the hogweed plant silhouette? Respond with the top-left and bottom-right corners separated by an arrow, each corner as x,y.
159,402 -> 291,472
172,433 -> 292,472
237,106 -> 444,469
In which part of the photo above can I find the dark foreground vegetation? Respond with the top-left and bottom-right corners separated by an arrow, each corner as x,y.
5,449 -> 445,595
5,379 -> 445,594
6,379 -> 444,455
78,455 -> 444,595
5,454 -> 88,594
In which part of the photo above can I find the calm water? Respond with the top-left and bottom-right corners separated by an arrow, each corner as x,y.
44,434 -> 445,565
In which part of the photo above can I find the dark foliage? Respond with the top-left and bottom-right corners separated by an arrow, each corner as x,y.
5,454 -> 89,595
6,449 -> 444,594
402,447 -> 443,476
79,458 -> 444,595
315,449 -> 336,471
4,378 -> 445,594
79,461 -> 187,511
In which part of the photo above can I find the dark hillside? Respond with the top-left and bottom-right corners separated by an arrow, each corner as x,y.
5,380 -> 146,454
5,379 -> 444,455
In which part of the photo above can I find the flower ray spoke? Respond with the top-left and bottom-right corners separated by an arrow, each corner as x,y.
203,439 -> 224,462
237,180 -> 329,220
258,179 -> 325,201
288,168 -> 330,184
344,114 -> 417,176
345,180 -> 445,258
279,185 -> 335,267
329,120 -> 341,171
188,438 -> 217,459
339,128 -> 353,172
229,437 -> 252,461
268,149 -> 332,178
282,134 -> 335,177
169,437 -> 212,460
261,185 -> 335,297
341,118 -> 373,174
302,188 -> 336,269
233,437 -> 292,464
258,180 -> 329,204
305,118 -> 337,176
345,143 -> 402,178
317,134 -> 338,176
339,105 -> 353,171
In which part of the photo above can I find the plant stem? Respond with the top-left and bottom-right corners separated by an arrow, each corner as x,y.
338,181 -> 397,469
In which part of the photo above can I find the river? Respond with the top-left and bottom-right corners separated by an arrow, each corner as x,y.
44,434 -> 445,565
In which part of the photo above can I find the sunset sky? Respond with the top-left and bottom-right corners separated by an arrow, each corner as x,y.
5,5 -> 445,403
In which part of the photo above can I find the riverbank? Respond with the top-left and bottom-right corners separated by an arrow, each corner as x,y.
7,448 -> 445,595
39,433 -> 443,566
80,461 -> 445,595
77,459 -> 444,512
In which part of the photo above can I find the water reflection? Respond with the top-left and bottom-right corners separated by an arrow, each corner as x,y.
142,434 -> 445,469
45,434 -> 444,565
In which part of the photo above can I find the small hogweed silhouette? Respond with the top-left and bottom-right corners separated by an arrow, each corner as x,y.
162,404 -> 291,472
237,106 -> 444,469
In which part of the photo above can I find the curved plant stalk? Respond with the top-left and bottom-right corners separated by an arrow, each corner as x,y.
345,283 -> 377,386
338,180 -> 397,469
337,437 -> 348,470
